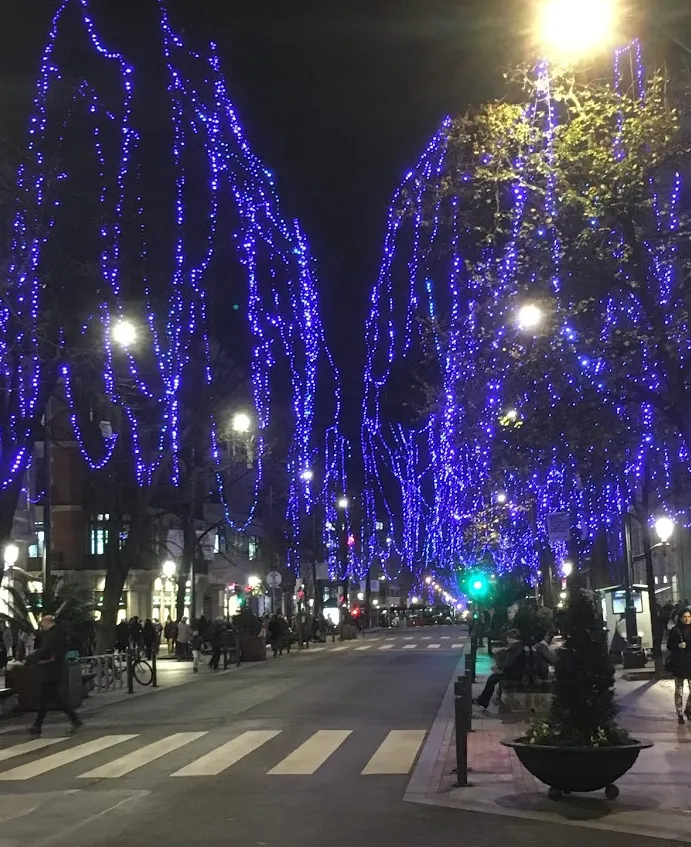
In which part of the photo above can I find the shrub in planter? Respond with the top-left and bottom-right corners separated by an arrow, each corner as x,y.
502,586 -> 651,799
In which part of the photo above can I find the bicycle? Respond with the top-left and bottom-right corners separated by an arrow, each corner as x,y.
129,647 -> 153,686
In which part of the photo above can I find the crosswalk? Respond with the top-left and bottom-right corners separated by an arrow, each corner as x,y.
0,728 -> 428,783
313,638 -> 464,653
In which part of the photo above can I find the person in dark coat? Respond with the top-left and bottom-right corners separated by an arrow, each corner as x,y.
26,616 -> 82,735
142,619 -> 157,660
473,629 -> 525,710
667,608 -> 691,723
207,619 -> 223,670
268,615 -> 282,657
115,620 -> 129,653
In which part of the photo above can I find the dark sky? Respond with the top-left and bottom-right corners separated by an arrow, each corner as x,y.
1,0 -> 688,437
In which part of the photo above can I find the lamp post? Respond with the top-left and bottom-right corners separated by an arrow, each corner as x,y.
337,497 -> 349,625
300,469 -> 321,619
535,0 -> 619,60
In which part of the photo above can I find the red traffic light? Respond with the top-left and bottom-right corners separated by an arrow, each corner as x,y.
347,534 -> 356,547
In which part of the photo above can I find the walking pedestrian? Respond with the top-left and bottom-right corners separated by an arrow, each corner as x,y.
142,618 -> 157,660
191,629 -> 202,673
667,608 -> 691,724
208,619 -> 223,670
176,617 -> 191,661
26,616 -> 82,736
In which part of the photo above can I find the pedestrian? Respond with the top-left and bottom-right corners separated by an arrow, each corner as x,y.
26,616 -> 82,736
190,629 -> 203,673
208,619 -> 223,670
176,617 -> 191,661
667,609 -> 691,724
164,618 -> 176,654
115,619 -> 129,653
197,614 -> 209,641
142,618 -> 157,660
128,616 -> 143,650
268,614 -> 282,657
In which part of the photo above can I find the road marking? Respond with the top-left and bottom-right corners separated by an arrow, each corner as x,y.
268,730 -> 352,775
378,645 -> 394,651
354,646 -> 371,651
362,730 -> 427,775
427,644 -> 441,649
309,647 -> 325,652
385,637 -> 396,641
403,636 -> 413,640
0,735 -> 136,780
171,730 -> 280,777
331,646 -> 350,651
0,737 -> 64,762
440,636 -> 451,640
402,644 -> 417,650
451,643 -> 463,648
78,732 -> 207,778
421,636 -> 432,640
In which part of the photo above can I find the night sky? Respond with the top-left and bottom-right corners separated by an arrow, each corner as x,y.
1,0 -> 688,436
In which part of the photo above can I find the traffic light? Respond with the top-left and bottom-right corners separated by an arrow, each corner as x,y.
462,569 -> 494,601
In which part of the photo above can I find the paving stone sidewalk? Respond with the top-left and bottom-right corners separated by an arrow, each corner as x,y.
405,652 -> 691,842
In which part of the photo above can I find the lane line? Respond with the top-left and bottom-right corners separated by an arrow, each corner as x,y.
0,735 -> 137,781
0,737 -> 64,762
362,730 -> 427,775
79,732 -> 207,778
268,730 -> 352,775
427,644 -> 441,650
171,730 -> 280,777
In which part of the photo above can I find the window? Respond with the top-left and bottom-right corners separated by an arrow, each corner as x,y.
375,521 -> 384,531
214,527 -> 227,554
248,536 -> 259,561
28,523 -> 44,558
89,513 -> 129,555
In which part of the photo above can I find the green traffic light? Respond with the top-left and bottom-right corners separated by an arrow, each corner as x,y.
472,579 -> 484,591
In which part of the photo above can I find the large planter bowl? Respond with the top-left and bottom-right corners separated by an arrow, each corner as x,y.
239,635 -> 267,662
501,739 -> 652,800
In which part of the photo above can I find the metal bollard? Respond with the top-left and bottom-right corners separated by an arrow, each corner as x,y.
152,649 -> 158,688
454,673 -> 473,786
127,648 -> 134,694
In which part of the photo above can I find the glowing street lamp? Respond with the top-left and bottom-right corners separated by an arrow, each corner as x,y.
247,575 -> 261,589
516,303 -> 543,331
536,0 -> 619,61
425,576 -> 432,584
655,516 -> 675,544
162,560 -> 176,579
562,560 -> 574,577
300,468 -> 314,482
111,319 -> 137,349
3,544 -> 19,571
495,492 -> 507,505
337,496 -> 349,510
232,411 -> 252,434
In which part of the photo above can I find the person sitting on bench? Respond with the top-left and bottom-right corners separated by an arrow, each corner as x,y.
473,628 -> 524,710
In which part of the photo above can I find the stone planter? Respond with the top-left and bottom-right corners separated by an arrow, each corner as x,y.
240,635 -> 267,662
340,624 -> 357,641
501,739 -> 652,800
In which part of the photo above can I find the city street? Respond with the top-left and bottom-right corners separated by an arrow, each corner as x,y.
0,627 -> 669,847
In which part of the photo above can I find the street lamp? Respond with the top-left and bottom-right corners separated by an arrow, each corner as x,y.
247,575 -> 261,590
3,544 -> 18,570
111,319 -> 137,349
495,492 -> 507,505
232,411 -> 252,434
655,516 -> 675,544
162,560 -> 176,579
536,0 -> 619,60
300,468 -> 314,482
425,576 -> 432,584
337,496 -> 349,510
562,560 -> 574,577
516,303 -> 543,331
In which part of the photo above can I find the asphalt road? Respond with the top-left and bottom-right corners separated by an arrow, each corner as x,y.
0,626 -> 672,847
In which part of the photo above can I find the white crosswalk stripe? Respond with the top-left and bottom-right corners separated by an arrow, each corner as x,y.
0,735 -> 137,781
362,730 -> 426,775
378,645 -> 394,651
451,643 -> 463,648
79,732 -> 206,779
421,636 -> 432,640
440,636 -> 451,639
427,644 -> 441,649
402,644 -> 417,650
402,636 -> 413,640
172,730 -> 280,777
0,728 -> 430,782
354,646 -> 371,651
331,646 -> 350,651
268,730 -> 351,775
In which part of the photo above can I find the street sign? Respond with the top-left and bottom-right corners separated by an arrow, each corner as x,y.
547,512 -> 571,544
266,571 -> 282,587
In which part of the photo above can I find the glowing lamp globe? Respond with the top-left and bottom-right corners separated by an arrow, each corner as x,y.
232,412 -> 252,434
162,560 -> 176,579
111,320 -> 137,349
517,303 -> 543,331
655,516 -> 674,544
536,0 -> 618,61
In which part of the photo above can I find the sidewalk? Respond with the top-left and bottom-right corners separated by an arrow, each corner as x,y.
405,651 -> 691,843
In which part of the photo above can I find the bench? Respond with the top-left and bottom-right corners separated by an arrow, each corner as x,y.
498,678 -> 555,715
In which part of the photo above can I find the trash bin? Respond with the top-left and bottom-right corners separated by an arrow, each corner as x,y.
6,661 -> 83,712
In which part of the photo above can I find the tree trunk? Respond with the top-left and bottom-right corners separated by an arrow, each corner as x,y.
0,456 -> 31,549
96,563 -> 127,653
